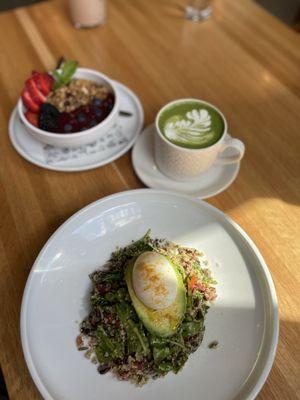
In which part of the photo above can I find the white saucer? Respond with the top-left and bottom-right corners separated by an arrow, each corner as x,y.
132,124 -> 240,199
9,81 -> 144,172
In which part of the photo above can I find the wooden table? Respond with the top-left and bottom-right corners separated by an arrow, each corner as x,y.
0,0 -> 299,398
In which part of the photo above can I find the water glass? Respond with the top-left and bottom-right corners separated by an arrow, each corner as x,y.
186,0 -> 213,22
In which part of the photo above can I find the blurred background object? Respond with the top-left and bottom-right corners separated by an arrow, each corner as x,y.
186,0 -> 213,21
68,0 -> 107,29
0,0 -> 47,12
256,0 -> 300,28
0,0 -> 299,32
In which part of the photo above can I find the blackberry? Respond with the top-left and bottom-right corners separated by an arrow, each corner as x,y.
39,103 -> 60,132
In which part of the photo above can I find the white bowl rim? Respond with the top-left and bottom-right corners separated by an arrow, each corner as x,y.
18,67 -> 119,138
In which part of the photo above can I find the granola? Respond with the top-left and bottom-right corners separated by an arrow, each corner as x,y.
47,79 -> 109,113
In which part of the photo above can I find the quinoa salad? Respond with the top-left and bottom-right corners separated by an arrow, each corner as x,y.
77,231 -> 217,386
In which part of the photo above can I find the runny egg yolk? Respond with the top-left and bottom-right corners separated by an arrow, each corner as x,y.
132,251 -> 178,310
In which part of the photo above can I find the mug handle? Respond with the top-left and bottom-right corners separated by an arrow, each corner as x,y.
215,135 -> 245,165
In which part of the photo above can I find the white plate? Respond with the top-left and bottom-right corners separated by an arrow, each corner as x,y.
132,124 -> 240,199
9,81 -> 144,172
21,189 -> 278,400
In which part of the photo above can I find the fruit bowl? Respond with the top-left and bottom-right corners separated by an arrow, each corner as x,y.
18,68 -> 119,148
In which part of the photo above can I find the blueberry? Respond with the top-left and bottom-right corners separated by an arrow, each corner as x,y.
64,124 -> 73,133
77,113 -> 87,123
94,108 -> 103,118
92,98 -> 103,107
89,120 -> 98,128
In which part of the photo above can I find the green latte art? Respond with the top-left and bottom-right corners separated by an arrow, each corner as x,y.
159,101 -> 224,149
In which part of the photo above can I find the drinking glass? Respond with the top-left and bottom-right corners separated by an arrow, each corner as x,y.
68,0 -> 107,29
185,0 -> 213,22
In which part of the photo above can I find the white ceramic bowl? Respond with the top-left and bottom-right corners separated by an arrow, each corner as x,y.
18,68 -> 119,147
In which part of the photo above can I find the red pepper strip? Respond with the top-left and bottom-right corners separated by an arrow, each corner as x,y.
188,276 -> 197,290
188,275 -> 206,292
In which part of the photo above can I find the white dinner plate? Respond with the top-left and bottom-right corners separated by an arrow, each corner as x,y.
21,189 -> 278,400
9,81 -> 144,172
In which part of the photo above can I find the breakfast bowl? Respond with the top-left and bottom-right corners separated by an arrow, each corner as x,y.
18,68 -> 119,148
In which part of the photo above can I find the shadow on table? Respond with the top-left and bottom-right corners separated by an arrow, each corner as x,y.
131,164 -> 300,210
217,157 -> 300,210
0,0 -> 47,13
0,366 -> 9,400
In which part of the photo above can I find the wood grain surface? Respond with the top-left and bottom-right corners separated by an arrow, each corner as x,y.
0,0 -> 299,398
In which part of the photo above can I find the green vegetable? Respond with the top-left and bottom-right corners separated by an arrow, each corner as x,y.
172,353 -> 188,373
153,347 -> 170,363
101,271 -> 124,283
155,361 -> 174,373
168,339 -> 186,351
95,326 -> 124,363
116,303 -> 149,355
104,288 -> 129,303
111,230 -> 154,267
181,320 -> 204,336
149,335 -> 168,348
115,302 -> 131,322
127,320 -> 149,355
53,60 -> 78,90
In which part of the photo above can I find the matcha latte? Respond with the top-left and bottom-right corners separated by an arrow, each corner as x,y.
158,100 -> 224,149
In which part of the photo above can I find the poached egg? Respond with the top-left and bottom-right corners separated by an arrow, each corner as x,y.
132,251 -> 178,310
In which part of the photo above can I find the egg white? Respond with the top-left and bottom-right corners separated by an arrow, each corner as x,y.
132,251 -> 178,310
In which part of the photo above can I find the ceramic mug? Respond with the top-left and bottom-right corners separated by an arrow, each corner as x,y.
154,99 -> 245,181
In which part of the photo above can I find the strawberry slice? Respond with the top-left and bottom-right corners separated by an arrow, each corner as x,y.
43,73 -> 54,92
25,78 -> 47,105
21,89 -> 40,113
25,111 -> 39,127
32,71 -> 48,95
32,71 -> 54,95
